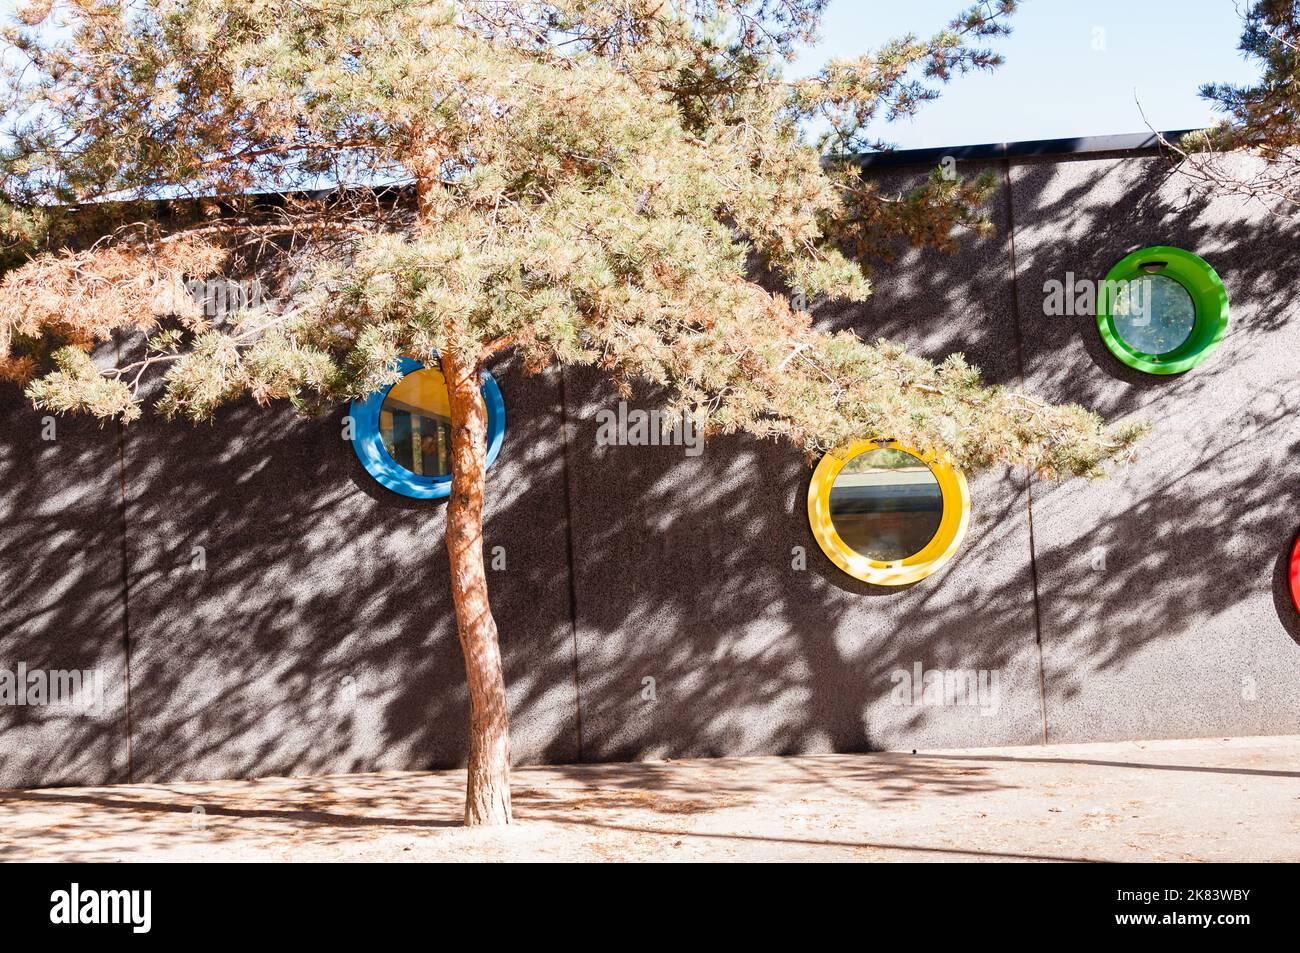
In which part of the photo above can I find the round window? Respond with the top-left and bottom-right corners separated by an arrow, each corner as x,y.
808,440 -> 969,586
350,356 -> 505,499
380,367 -> 456,477
1290,533 -> 1300,617
1097,246 -> 1229,375
829,447 -> 944,562
1110,274 -> 1196,356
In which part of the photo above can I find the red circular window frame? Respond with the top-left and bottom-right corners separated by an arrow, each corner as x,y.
1291,533 -> 1300,615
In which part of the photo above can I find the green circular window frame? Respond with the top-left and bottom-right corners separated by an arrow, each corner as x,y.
1096,246 -> 1229,375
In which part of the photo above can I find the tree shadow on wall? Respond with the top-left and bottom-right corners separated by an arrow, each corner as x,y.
2,150 -> 1299,793
100,353 -> 582,785
1001,153 -> 1300,735
557,151 -> 1300,759
0,385 -> 130,788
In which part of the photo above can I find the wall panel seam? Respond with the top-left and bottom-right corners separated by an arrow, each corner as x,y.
1003,157 -> 1050,746
114,400 -> 135,782
556,365 -> 585,761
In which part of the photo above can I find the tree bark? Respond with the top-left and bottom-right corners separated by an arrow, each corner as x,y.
441,348 -> 513,826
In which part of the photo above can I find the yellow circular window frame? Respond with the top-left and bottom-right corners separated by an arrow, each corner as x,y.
807,440 -> 971,586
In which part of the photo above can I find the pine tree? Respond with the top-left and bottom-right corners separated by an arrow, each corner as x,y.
0,0 -> 1139,825
1178,0 -> 1300,210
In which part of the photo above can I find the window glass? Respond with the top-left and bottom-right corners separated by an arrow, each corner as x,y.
1112,273 -> 1196,356
829,447 -> 944,561
380,367 -> 457,477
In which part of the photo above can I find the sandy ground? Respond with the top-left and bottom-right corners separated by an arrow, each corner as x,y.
2,735 -> 1298,862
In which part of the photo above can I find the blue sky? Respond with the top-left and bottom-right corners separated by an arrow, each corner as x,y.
2,0 -> 1261,153
791,0 -> 1262,149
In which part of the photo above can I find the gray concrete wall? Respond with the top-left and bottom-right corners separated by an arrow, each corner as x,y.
0,388 -> 129,787
1008,153 -> 1300,742
1,150 -> 1297,787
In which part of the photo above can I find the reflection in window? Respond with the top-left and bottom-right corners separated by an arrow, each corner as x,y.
379,367 -> 458,477
1112,273 -> 1196,356
828,447 -> 944,562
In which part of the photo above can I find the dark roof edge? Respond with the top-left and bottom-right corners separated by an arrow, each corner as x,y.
839,130 -> 1197,170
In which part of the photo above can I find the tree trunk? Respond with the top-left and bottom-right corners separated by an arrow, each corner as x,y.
441,348 -> 513,826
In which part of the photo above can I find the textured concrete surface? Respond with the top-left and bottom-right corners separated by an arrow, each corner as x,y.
1008,153 -> 1300,743
563,437 -> 1045,761
563,161 -> 1047,760
0,387 -> 129,787
3,735 -> 1297,862
119,356 -> 579,782
2,150 -> 1299,787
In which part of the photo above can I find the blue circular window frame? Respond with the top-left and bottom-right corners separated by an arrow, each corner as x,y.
349,355 -> 505,500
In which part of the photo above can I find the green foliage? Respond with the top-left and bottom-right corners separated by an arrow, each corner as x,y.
1190,0 -> 1300,153
0,199 -> 48,270
26,345 -> 138,421
793,0 -> 1016,154
1,0 -> 1138,479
